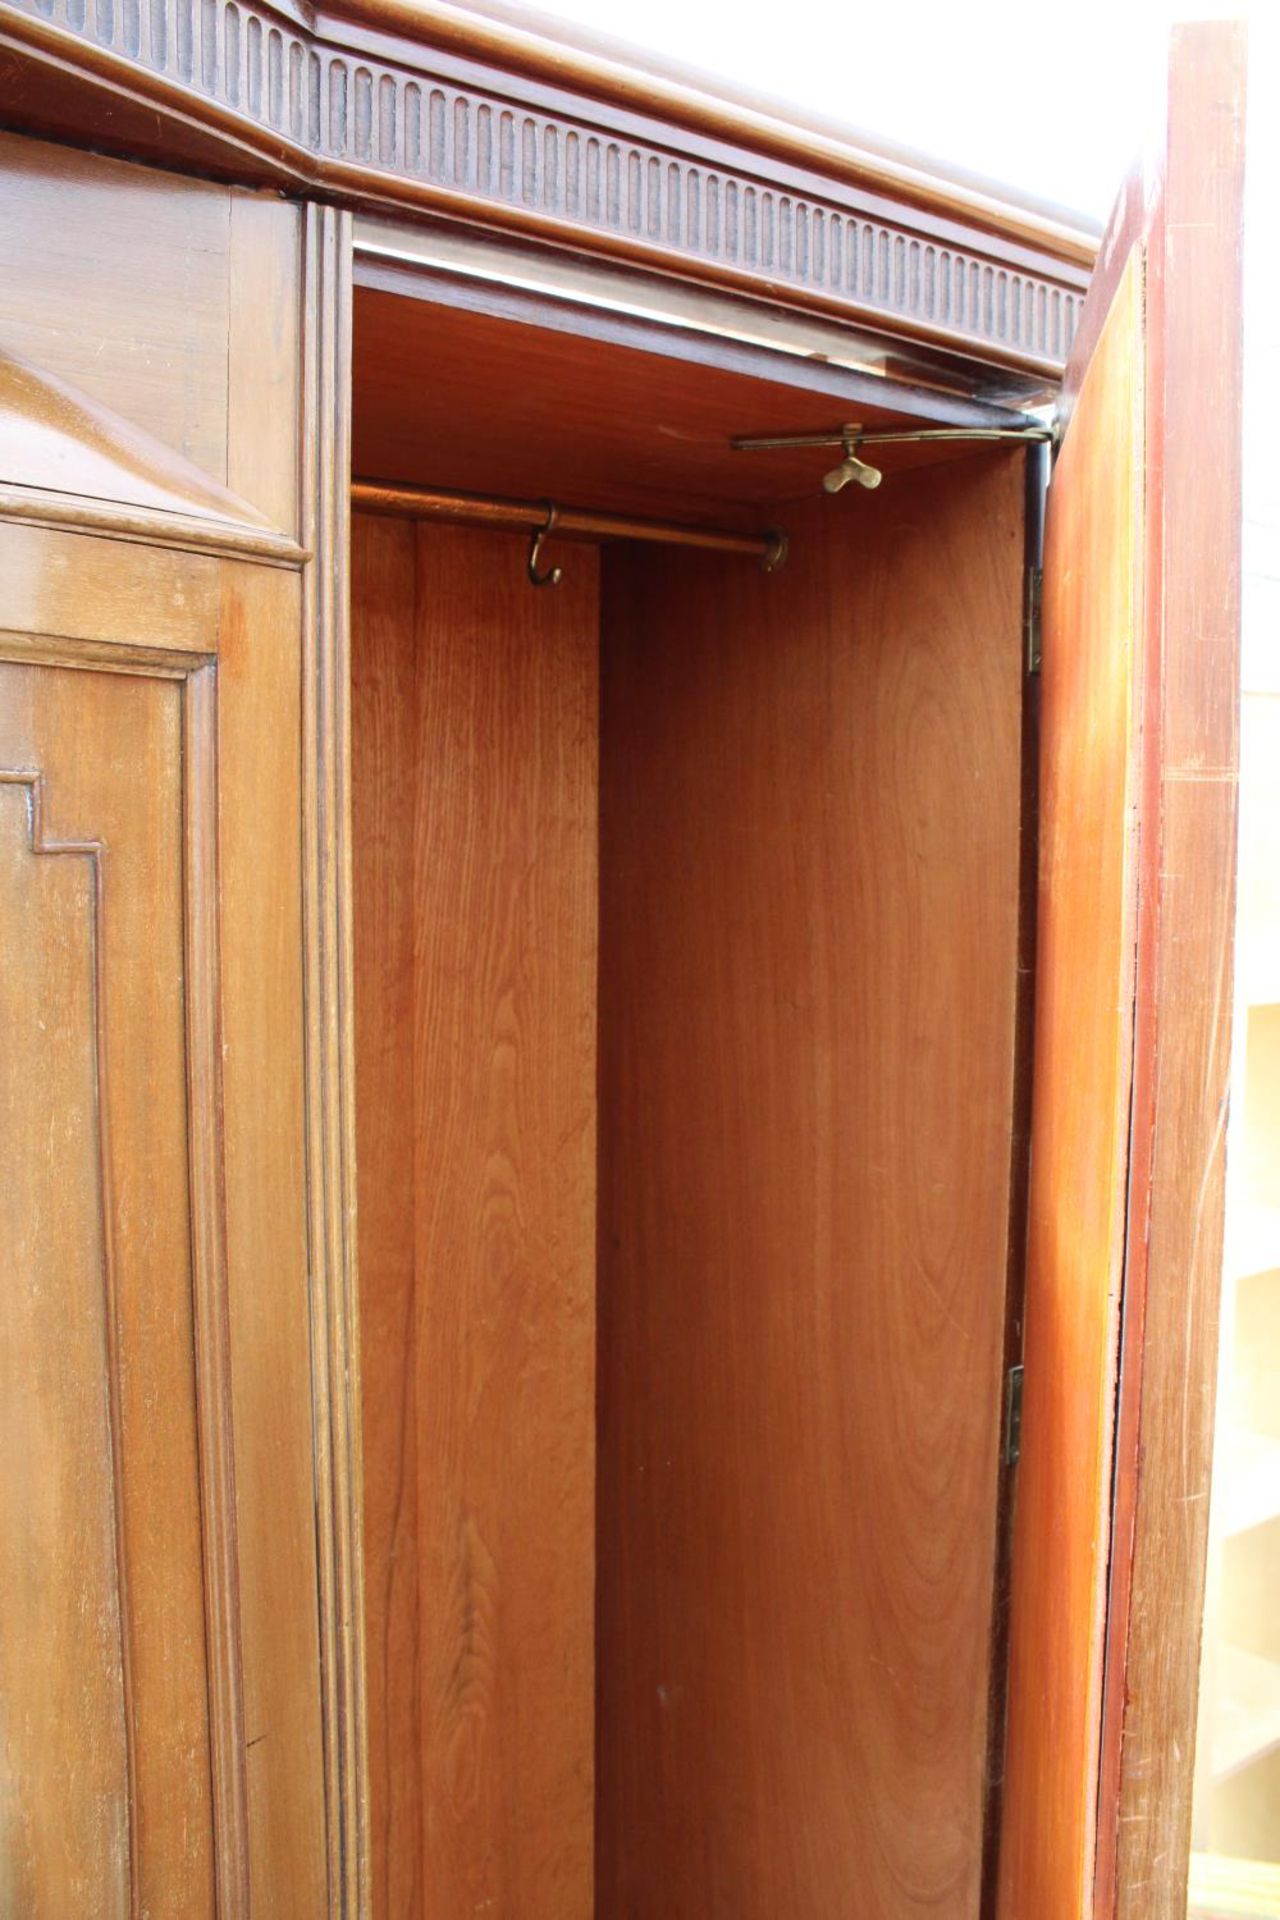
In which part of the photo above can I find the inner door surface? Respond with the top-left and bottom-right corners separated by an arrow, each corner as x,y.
997,24 -> 1246,1920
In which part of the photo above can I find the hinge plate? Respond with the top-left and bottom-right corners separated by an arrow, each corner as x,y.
1003,1362 -> 1025,1466
1025,566 -> 1043,676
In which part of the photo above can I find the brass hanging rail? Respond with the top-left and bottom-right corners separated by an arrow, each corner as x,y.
350,479 -> 788,578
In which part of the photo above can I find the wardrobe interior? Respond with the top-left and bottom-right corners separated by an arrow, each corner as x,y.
349,270 -> 1031,1918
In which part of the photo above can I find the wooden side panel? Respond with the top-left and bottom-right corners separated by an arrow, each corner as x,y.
996,258 -> 1145,1920
596,456 -> 1025,1918
353,517 -> 599,1919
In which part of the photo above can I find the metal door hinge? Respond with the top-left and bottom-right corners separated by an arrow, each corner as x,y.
1003,1363 -> 1025,1466
1025,567 -> 1043,677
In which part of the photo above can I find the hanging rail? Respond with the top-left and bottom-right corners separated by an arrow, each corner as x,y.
350,479 -> 788,575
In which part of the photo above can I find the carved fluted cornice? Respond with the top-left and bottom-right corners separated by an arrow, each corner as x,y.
0,0 -> 1092,375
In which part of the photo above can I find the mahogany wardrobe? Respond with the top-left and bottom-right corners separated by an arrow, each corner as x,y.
0,7 -> 1247,1917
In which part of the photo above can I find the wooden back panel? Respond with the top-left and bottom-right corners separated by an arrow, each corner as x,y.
352,516 -> 599,1919
596,456 -> 1026,1917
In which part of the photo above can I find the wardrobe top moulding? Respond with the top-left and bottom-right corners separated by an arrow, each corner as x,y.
0,0 -> 1098,403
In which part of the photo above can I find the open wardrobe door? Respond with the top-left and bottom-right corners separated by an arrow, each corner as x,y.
997,23 -> 1245,1920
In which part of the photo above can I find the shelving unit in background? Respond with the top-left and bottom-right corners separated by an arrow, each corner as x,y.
1194,997 -> 1280,1874
1191,1851 -> 1280,1920
1189,213 -> 1280,1907
1211,1646 -> 1280,1786
1217,1429 -> 1280,1542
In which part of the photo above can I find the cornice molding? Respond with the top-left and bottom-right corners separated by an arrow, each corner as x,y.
0,0 -> 1091,376
330,0 -> 1099,264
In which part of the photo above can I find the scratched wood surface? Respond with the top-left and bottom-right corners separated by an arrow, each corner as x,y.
596,457 -> 1025,1918
996,255 -> 1146,1920
1105,26 -> 1246,1917
352,515 -> 598,1918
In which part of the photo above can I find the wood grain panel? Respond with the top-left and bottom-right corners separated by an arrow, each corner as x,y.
0,135 -> 335,1911
226,192 -> 302,538
996,257 -> 1145,1920
0,129 -> 300,535
0,566 -> 329,1916
596,455 -> 1025,1918
1107,26 -> 1246,1915
0,523 -> 223,652
352,283 -> 1020,534
353,516 -> 598,1918
299,200 -> 369,1916
217,559 -> 329,1917
353,513 -> 422,1916
0,128 -> 229,480
0,659 -> 216,1919
0,766 -> 131,1920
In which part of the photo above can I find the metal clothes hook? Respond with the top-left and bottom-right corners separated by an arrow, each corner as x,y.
528,502 -> 564,587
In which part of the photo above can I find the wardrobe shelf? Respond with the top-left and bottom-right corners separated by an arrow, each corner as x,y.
1211,1645 -> 1280,1783
1216,1428 -> 1280,1538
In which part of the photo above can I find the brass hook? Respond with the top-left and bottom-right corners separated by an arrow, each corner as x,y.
527,503 -> 563,587
761,529 -> 789,573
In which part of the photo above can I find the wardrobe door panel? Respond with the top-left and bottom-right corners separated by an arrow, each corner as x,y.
0,135 -> 347,1916
0,655 -> 213,1919
997,252 -> 1145,1920
998,27 -> 1245,1919
0,543 -> 326,1916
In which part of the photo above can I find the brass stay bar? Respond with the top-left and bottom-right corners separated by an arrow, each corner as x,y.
732,420 -> 1055,493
